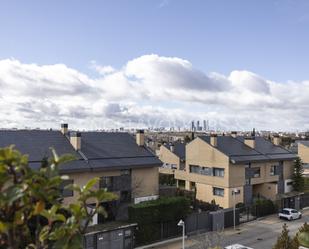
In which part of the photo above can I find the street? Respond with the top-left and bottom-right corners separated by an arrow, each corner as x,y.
220,209 -> 309,249
147,209 -> 309,249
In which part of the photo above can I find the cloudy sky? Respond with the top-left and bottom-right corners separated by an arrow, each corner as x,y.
0,0 -> 309,131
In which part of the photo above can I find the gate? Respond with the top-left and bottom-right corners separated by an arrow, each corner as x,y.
238,206 -> 257,224
185,211 -> 211,234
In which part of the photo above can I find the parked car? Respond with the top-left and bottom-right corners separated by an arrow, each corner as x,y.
225,244 -> 253,249
278,208 -> 302,220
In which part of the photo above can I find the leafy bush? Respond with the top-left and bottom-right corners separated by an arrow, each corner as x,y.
253,199 -> 277,217
0,146 -> 117,249
159,173 -> 176,186
195,199 -> 220,212
128,197 -> 190,245
236,202 -> 245,209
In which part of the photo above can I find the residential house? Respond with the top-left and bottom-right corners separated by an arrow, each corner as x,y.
158,141 -> 186,171
158,141 -> 186,187
172,133 -> 297,209
298,141 -> 309,175
0,125 -> 161,222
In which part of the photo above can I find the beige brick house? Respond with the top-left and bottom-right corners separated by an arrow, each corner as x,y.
0,125 -> 161,222
298,141 -> 309,164
298,141 -> 309,176
158,141 -> 185,175
163,133 -> 297,208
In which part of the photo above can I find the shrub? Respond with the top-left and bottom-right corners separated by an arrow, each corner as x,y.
273,223 -> 292,249
0,146 -> 117,249
253,199 -> 277,217
195,199 -> 220,212
128,197 -> 191,245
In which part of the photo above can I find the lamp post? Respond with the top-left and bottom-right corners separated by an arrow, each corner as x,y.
178,219 -> 185,249
232,188 -> 238,230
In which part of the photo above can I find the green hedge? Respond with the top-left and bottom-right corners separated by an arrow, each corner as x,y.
128,197 -> 191,245
253,199 -> 277,217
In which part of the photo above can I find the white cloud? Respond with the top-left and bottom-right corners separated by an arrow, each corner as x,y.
0,55 -> 308,131
90,61 -> 115,75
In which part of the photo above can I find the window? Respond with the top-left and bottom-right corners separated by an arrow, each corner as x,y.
213,187 -> 224,197
201,167 -> 212,175
189,165 -> 211,175
213,168 -> 224,177
189,165 -> 200,174
190,182 -> 196,191
178,180 -> 185,189
100,176 -> 113,191
270,165 -> 278,176
60,179 -> 74,197
252,168 -> 260,178
121,169 -> 131,176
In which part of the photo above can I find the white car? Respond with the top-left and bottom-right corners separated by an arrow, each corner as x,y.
278,208 -> 302,220
225,244 -> 253,249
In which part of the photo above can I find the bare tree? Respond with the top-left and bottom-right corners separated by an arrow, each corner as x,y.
189,230 -> 225,249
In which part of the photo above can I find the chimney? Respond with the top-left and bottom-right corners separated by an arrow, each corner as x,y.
136,129 -> 145,146
244,136 -> 255,149
273,135 -> 281,146
231,131 -> 237,138
210,134 -> 218,147
70,131 -> 81,150
61,123 -> 68,135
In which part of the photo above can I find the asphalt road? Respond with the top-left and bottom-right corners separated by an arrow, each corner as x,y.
220,209 -> 309,249
148,209 -> 309,249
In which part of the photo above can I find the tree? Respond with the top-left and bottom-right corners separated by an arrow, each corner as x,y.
0,146 -> 117,249
273,223 -> 292,249
292,157 -> 304,192
184,135 -> 191,143
290,222 -> 309,249
191,230 -> 224,249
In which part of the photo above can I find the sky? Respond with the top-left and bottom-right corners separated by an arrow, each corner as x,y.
0,0 -> 309,131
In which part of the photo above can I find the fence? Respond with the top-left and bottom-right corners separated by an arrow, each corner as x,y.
301,193 -> 309,209
133,209 -> 239,246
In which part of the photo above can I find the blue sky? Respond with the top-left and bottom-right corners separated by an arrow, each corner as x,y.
1,0 -> 308,81
0,0 -> 309,131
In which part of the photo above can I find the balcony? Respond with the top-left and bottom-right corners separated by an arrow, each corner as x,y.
174,169 -> 228,187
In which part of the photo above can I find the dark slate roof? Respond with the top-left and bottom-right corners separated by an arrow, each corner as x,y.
0,130 -> 82,161
80,132 -> 153,159
199,135 -> 297,164
299,141 -> 309,147
79,132 -> 162,169
164,141 -> 186,160
0,130 -> 161,173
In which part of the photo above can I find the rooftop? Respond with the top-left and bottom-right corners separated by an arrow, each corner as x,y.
0,129 -> 161,172
199,135 -> 297,164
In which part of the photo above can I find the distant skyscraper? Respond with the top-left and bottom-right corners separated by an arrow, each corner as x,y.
203,120 -> 207,131
191,121 -> 195,131
197,120 -> 200,131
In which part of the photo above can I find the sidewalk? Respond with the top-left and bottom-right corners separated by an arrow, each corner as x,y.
135,236 -> 196,249
136,209 -> 309,249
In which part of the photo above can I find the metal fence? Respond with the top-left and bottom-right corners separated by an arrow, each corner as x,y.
301,193 -> 309,209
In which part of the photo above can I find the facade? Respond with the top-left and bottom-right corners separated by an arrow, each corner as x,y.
158,141 -> 186,173
298,141 -> 309,164
171,134 -> 297,208
298,141 -> 309,176
0,125 -> 161,222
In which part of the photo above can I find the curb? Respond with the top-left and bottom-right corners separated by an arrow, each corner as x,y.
135,236 -> 188,249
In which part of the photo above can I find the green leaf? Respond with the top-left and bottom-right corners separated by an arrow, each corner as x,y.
0,221 -> 7,232
82,177 -> 99,192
